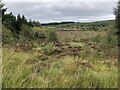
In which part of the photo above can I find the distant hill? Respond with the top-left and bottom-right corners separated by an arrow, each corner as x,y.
41,20 -> 115,31
41,21 -> 75,26
41,20 -> 115,26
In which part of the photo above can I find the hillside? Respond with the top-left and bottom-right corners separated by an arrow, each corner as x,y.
42,20 -> 115,31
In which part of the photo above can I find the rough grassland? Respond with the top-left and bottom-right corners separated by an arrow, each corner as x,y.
2,48 -> 118,88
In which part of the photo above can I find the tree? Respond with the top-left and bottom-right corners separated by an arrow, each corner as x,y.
28,19 -> 33,27
35,21 -> 41,27
20,24 -> 34,40
21,15 -> 27,24
2,12 -> 16,33
0,2 -> 8,30
114,0 -> 120,45
0,2 -> 7,21
115,1 -> 120,31
15,14 -> 22,34
32,20 -> 41,27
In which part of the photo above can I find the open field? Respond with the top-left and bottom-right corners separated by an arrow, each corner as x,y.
57,30 -> 100,42
1,0 -> 119,88
2,22 -> 118,88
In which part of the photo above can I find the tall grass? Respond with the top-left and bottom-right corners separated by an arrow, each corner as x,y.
2,48 -> 118,88
2,24 -> 118,88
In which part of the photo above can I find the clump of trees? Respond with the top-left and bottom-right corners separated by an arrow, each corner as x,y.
0,2 -> 41,33
2,12 -> 41,35
0,2 -> 59,45
0,2 -> 45,44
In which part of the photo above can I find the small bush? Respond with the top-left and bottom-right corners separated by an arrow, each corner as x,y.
20,24 -> 34,40
2,26 -> 18,45
46,29 -> 58,42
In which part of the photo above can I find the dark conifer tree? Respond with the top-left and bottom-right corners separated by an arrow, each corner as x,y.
28,19 -> 33,27
21,15 -> 27,24
15,14 -> 22,34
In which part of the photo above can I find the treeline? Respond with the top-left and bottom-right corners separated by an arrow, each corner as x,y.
42,20 -> 115,32
1,2 -> 59,45
0,2 -> 44,44
2,8 -> 41,34
41,21 -> 75,26
41,20 -> 113,28
1,3 -> 41,29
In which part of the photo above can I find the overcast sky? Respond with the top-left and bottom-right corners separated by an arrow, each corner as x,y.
2,0 -> 118,23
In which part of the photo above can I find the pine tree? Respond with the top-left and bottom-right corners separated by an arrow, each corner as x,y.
21,15 -> 27,24
3,12 -> 16,32
0,2 -> 7,21
17,14 -> 21,22
28,19 -> 33,27
16,14 -> 22,34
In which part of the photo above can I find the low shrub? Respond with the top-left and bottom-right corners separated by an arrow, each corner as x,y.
46,29 -> 58,42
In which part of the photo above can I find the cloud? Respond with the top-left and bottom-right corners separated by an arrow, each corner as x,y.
2,0 -> 118,2
3,1 -> 117,23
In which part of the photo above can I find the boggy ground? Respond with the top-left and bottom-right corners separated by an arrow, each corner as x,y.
2,30 -> 118,88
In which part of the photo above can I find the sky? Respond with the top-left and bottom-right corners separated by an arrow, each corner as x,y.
2,0 -> 118,23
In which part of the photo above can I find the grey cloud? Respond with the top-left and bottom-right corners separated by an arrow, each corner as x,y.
4,2 -> 117,23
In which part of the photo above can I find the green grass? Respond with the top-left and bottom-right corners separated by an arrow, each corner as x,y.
2,21 -> 118,88
2,48 -> 118,88
45,20 -> 115,31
